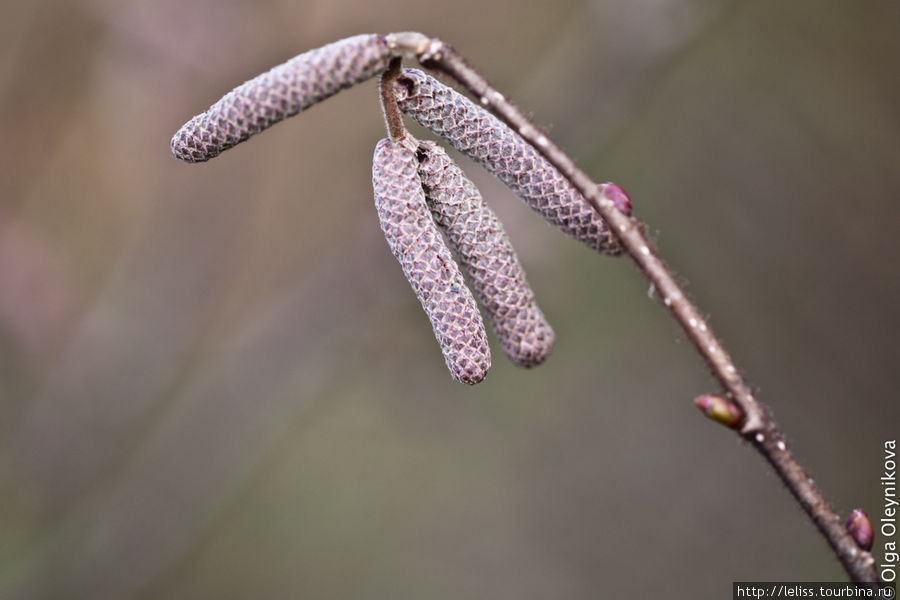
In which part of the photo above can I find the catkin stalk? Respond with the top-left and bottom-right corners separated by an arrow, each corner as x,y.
417,141 -> 554,367
372,137 -> 491,384
172,34 -> 391,162
394,68 -> 626,255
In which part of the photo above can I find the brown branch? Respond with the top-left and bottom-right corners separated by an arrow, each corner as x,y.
385,32 -> 879,583
378,57 -> 406,141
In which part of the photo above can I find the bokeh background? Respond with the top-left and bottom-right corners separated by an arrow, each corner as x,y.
1,1 -> 898,598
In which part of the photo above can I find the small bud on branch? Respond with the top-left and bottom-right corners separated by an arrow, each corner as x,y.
694,394 -> 745,429
846,509 -> 874,551
599,182 -> 632,216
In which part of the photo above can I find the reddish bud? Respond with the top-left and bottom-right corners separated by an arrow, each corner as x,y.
599,182 -> 632,216
846,509 -> 874,551
694,394 -> 744,429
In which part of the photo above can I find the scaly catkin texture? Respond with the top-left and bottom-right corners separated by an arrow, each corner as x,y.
372,137 -> 491,384
394,69 -> 626,255
172,34 -> 391,162
417,141 -> 554,368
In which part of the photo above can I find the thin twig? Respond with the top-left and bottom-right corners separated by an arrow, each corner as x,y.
379,57 -> 406,141
385,32 -> 879,582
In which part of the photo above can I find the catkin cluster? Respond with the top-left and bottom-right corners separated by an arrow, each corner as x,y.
372,136 -> 555,382
171,34 -> 633,383
373,138 -> 491,384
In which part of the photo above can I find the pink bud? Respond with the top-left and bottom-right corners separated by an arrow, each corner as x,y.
846,509 -> 874,551
694,394 -> 744,429
599,182 -> 632,216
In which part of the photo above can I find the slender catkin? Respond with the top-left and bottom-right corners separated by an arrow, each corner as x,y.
172,34 -> 391,162
417,141 -> 554,368
372,137 -> 491,384
394,68 -> 626,255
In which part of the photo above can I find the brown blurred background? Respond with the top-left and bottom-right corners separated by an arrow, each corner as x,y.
1,1 -> 898,598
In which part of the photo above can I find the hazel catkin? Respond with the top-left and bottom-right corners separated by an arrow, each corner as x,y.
172,34 -> 391,162
372,137 -> 491,384
394,68 -> 626,255
417,141 -> 554,368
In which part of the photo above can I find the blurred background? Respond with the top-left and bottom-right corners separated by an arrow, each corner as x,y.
1,0 -> 898,598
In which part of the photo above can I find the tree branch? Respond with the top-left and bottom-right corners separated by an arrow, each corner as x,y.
386,32 -> 879,583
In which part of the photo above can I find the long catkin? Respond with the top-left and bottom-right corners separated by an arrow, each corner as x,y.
394,68 -> 626,255
417,141 -> 554,368
372,137 -> 491,384
172,34 -> 391,162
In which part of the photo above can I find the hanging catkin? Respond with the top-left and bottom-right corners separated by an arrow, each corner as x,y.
372,137 -> 491,384
417,141 -> 554,368
172,34 -> 391,162
394,68 -> 629,255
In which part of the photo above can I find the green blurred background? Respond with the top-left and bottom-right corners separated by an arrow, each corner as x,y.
1,1 -> 898,598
